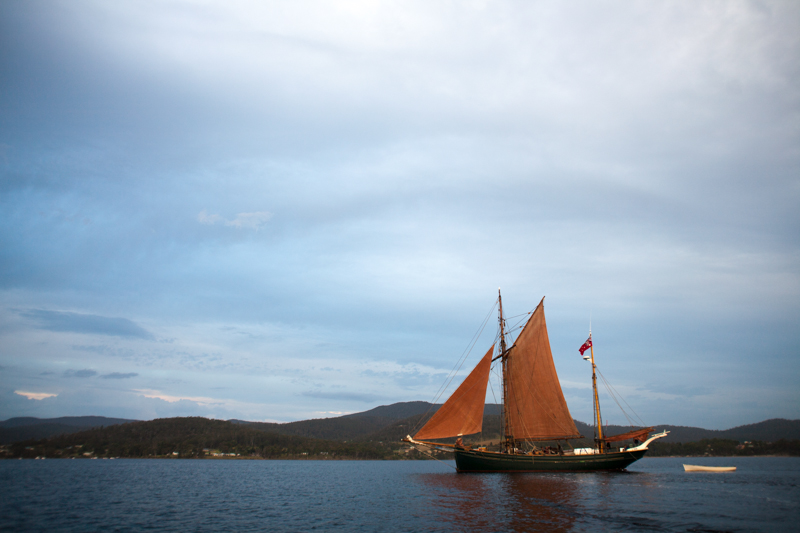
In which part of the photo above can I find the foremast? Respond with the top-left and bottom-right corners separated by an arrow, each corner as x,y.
498,289 -> 513,452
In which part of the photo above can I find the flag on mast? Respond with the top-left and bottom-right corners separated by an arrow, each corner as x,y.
579,335 -> 592,356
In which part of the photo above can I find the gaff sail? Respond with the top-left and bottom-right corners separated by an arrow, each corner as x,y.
413,345 -> 494,440
504,299 -> 582,441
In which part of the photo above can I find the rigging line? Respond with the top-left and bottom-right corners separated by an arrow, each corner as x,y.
594,369 -> 626,426
508,315 -> 529,331
599,375 -> 635,428
505,311 -> 533,321
596,368 -> 644,427
411,445 -> 457,471
508,306 -> 536,331
427,297 -> 496,404
603,373 -> 645,428
499,320 -> 527,348
488,367 -> 499,406
411,298 -> 497,435
596,368 -> 646,428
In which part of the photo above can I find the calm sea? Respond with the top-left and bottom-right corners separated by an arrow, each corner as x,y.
1,457 -> 798,532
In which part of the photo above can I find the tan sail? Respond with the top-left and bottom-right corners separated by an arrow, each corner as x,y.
603,427 -> 653,444
505,299 -> 582,441
414,345 -> 494,440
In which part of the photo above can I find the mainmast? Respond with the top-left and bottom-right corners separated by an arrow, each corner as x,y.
498,289 -> 513,452
589,331 -> 604,453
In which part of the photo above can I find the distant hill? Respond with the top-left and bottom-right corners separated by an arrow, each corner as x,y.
1,417 -> 402,460
714,419 -> 800,442
342,401 -> 436,420
232,403 -> 504,442
229,401 -> 441,441
3,406 -> 798,448
343,402 -> 502,420
234,416 -> 395,441
581,418 -> 800,444
0,416 -> 136,444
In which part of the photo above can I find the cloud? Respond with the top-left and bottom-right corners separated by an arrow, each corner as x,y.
133,389 -> 226,406
197,210 -> 223,225
72,344 -> 136,358
64,369 -> 98,378
15,391 -> 57,400
197,210 -> 272,230
20,310 -> 154,340
100,372 -> 138,379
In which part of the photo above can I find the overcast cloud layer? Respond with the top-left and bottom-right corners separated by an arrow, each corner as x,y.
1,0 -> 798,429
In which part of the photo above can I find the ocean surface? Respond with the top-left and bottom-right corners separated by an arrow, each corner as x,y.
1,457 -> 798,532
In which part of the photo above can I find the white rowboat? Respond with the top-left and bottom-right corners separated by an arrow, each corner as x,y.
683,464 -> 736,472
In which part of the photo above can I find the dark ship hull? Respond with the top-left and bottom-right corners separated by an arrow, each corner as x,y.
454,448 -> 648,472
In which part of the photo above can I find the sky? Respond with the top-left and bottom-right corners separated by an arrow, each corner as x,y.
1,0 -> 798,430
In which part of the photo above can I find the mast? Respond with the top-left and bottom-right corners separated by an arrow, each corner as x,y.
499,289 -> 513,452
589,331 -> 604,453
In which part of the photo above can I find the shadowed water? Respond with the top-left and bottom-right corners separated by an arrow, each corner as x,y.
1,457 -> 797,532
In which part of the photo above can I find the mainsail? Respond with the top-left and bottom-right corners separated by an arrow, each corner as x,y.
413,345 -> 494,440
504,299 -> 582,441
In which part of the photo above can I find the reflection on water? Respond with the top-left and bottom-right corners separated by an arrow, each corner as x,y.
415,472 -> 582,532
504,474 -> 581,532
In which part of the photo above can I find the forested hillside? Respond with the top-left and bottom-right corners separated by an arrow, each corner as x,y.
3,404 -> 798,459
0,416 -> 136,444
1,417 -> 404,460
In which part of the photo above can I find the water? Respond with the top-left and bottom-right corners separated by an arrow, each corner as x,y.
1,457 -> 798,532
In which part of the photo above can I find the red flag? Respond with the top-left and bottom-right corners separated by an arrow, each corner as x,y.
579,336 -> 592,356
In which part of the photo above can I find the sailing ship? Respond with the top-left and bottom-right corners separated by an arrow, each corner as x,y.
404,291 -> 668,472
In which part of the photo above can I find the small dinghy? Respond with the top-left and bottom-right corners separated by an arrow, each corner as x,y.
683,464 -> 736,472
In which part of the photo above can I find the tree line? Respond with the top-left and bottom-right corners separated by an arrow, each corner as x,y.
0,417 -> 420,460
647,438 -> 800,457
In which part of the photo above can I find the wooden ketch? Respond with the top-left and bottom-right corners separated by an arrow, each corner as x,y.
404,291 -> 668,472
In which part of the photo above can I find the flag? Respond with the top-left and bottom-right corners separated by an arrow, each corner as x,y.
579,336 -> 592,356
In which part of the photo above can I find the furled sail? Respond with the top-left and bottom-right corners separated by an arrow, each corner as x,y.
413,345 -> 494,440
505,299 -> 582,441
603,427 -> 653,444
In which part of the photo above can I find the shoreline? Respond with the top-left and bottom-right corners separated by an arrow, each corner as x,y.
4,454 -> 799,461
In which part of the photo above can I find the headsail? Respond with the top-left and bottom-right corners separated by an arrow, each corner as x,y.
505,299 -> 582,441
413,345 -> 494,440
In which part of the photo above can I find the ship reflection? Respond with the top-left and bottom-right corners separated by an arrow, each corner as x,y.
416,472 -> 581,532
